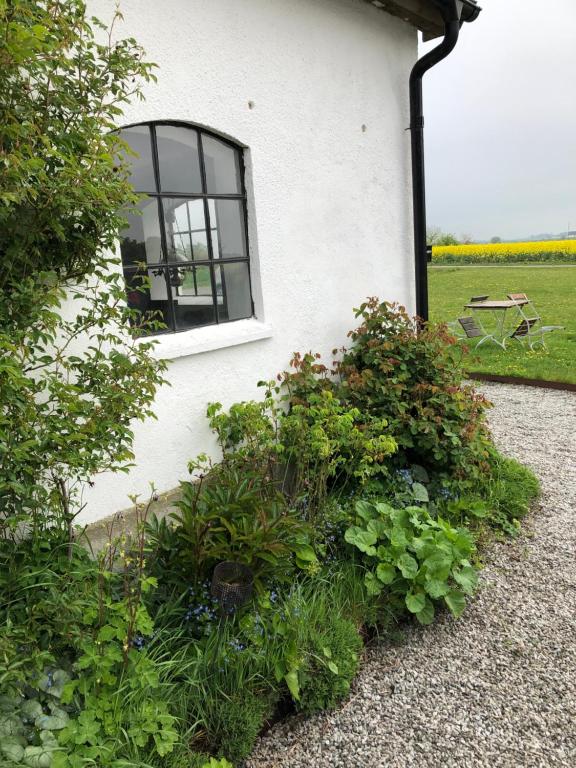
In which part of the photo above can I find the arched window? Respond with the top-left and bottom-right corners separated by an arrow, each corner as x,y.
119,122 -> 252,334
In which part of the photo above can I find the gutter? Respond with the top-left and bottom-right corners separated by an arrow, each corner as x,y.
409,0 -> 481,322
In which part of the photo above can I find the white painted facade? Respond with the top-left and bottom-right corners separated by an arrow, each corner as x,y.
82,0 -> 417,524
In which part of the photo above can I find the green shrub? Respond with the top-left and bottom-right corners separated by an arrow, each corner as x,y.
442,452 -> 540,536
337,300 -> 492,475
0,0 -> 155,289
298,613 -> 362,714
195,691 -> 270,764
280,387 -> 396,518
0,0 -> 165,547
153,460 -> 315,591
345,499 -> 478,624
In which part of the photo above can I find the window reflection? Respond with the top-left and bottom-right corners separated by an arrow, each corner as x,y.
208,199 -> 246,260
156,125 -> 202,194
119,125 -> 156,192
163,198 -> 208,262
120,198 -> 162,267
118,122 -> 252,333
203,134 -> 242,194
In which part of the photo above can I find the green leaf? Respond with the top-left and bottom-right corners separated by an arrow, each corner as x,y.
35,706 -> 69,731
376,563 -> 396,584
411,464 -> 429,483
367,518 -> 387,539
21,699 -> 43,720
422,552 -> 452,580
37,669 -> 70,699
327,660 -> 339,675
344,526 -> 377,554
374,501 -> 395,517
453,565 -> 478,595
411,482 -> 429,502
396,553 -> 418,579
405,590 -> 426,614
23,744 -> 54,768
424,578 -> 449,598
294,545 -> 317,562
285,670 -> 300,701
364,571 -> 383,596
322,647 -> 332,658
415,597 -> 435,625
390,525 -> 408,548
355,500 -> 376,521
0,740 -> 24,763
445,590 -> 466,618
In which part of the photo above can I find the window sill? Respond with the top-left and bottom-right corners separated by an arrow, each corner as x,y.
139,318 -> 273,360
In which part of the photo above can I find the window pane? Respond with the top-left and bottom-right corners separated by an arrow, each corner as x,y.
124,268 -> 171,333
120,198 -> 163,267
118,126 -> 156,193
202,134 -> 241,194
171,265 -> 216,329
208,199 -> 246,259
163,198 -> 209,262
156,125 -> 202,193
215,262 -> 252,322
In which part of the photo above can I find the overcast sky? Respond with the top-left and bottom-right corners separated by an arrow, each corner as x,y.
421,0 -> 576,241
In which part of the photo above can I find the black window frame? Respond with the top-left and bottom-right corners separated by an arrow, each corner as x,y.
120,120 -> 253,335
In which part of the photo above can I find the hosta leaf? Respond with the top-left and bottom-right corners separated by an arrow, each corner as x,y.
405,590 -> 426,614
344,526 -> 377,554
411,482 -> 429,502
396,553 -> 418,579
445,590 -> 466,618
453,566 -> 478,595
415,598 -> 435,625
376,563 -> 396,584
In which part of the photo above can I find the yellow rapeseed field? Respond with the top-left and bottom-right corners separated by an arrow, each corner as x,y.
432,239 -> 576,264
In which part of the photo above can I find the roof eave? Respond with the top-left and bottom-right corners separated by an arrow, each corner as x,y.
363,0 -> 480,41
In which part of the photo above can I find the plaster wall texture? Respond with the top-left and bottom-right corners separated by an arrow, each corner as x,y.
81,0 -> 417,524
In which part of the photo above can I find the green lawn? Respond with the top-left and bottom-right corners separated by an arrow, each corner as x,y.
428,265 -> 576,384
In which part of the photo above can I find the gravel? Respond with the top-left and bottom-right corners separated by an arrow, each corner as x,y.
246,382 -> 576,768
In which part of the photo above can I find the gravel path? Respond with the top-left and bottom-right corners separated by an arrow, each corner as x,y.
247,383 -> 576,768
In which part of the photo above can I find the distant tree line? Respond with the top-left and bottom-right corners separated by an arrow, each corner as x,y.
426,227 -> 476,246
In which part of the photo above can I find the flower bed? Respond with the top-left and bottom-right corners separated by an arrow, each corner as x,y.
0,301 -> 539,768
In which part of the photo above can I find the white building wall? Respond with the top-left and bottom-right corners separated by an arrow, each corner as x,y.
82,0 -> 417,523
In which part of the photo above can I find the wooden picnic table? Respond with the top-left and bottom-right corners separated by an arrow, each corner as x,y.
464,298 -> 529,345
464,299 -> 529,310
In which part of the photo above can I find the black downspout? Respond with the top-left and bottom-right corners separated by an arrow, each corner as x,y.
409,0 -> 462,323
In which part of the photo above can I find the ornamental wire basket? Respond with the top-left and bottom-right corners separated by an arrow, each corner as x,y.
211,561 -> 254,615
